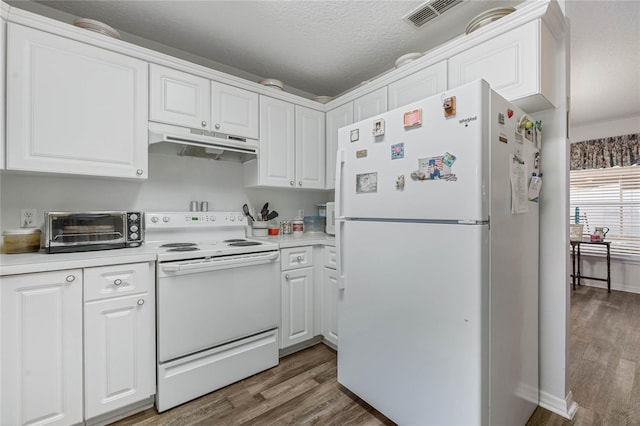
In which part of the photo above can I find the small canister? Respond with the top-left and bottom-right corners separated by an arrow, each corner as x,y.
280,221 -> 292,235
293,218 -> 304,235
2,228 -> 42,253
200,201 -> 209,212
190,201 -> 199,212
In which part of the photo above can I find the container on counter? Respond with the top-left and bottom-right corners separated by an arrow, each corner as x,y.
3,228 -> 42,253
317,204 -> 327,217
304,216 -> 326,233
281,221 -> 292,235
252,221 -> 268,237
268,220 -> 279,236
293,210 -> 304,236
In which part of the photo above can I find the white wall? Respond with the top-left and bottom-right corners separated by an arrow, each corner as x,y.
570,114 -> 640,142
0,151 -> 331,234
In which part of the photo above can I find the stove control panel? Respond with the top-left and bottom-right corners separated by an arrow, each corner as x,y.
145,211 -> 247,228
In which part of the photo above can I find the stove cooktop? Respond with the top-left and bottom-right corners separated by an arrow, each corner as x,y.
149,238 -> 275,262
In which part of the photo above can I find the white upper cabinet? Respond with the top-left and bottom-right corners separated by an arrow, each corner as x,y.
6,23 -> 148,179
211,81 -> 259,139
254,96 -> 296,187
295,105 -> 325,189
1,13 -> 6,170
448,19 -> 556,111
353,86 -> 387,121
245,97 -> 324,189
325,102 -> 354,190
388,61 -> 447,110
150,64 -> 210,129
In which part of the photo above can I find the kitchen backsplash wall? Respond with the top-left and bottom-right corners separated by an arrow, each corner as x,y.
0,152 -> 333,231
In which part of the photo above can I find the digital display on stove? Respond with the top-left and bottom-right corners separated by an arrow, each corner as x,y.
191,217 -> 199,221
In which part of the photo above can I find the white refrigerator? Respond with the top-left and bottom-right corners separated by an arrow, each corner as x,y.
336,80 -> 540,425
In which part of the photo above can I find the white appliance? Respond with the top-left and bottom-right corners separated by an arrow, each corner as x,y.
325,202 -> 335,235
335,80 -> 540,425
145,212 -> 280,412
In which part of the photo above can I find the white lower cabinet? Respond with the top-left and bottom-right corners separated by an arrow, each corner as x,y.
322,246 -> 339,347
280,246 -> 314,349
84,263 -> 155,420
1,270 -> 83,426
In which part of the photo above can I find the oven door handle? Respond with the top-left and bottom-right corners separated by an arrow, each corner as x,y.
161,251 -> 279,273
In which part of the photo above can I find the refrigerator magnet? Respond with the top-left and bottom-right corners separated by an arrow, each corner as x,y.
356,172 -> 378,193
350,129 -> 360,142
498,133 -> 508,144
356,149 -> 368,159
403,109 -> 422,128
396,175 -> 405,190
391,143 -> 404,159
413,154 -> 457,181
372,119 -> 385,137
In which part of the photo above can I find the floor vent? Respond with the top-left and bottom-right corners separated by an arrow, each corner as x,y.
403,0 -> 464,28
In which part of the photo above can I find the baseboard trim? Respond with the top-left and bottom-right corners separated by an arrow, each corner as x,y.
539,389 -> 579,420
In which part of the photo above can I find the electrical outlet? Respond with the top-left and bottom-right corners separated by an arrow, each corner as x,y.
20,208 -> 37,228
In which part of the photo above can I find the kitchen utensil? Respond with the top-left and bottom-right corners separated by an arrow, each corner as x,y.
242,204 -> 254,221
266,210 -> 279,221
260,203 -> 269,219
251,221 -> 268,237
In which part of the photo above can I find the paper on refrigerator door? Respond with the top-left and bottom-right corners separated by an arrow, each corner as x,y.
510,154 -> 528,214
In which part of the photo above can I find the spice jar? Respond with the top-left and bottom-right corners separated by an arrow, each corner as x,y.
3,228 -> 42,253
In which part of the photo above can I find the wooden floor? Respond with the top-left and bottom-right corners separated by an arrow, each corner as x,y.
112,285 -> 640,426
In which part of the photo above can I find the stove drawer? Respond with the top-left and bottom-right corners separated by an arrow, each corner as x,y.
281,246 -> 313,271
84,262 -> 153,302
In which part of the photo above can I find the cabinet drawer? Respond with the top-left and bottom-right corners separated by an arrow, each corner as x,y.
84,262 -> 152,302
281,246 -> 313,271
324,246 -> 337,269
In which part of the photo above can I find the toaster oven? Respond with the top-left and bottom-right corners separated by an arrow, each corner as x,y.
44,211 -> 142,253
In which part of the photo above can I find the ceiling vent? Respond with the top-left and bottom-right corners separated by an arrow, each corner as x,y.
403,0 -> 464,29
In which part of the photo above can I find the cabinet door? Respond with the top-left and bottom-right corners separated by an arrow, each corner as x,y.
325,102 -> 353,190
0,15 -> 6,169
211,81 -> 259,139
6,23 -> 148,179
448,20 -> 555,110
388,61 -> 447,109
258,96 -> 296,187
322,267 -> 339,347
281,267 -> 314,348
1,270 -> 83,426
295,105 -> 325,189
353,86 -> 387,121
84,292 -> 155,419
150,64 -> 210,130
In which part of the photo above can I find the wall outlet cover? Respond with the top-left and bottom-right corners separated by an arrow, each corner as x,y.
21,208 -> 38,228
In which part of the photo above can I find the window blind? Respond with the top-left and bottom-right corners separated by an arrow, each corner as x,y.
569,165 -> 640,257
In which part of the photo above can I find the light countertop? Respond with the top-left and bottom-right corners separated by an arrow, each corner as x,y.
0,233 -> 335,276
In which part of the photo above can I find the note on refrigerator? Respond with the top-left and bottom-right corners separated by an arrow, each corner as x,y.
510,155 -> 528,214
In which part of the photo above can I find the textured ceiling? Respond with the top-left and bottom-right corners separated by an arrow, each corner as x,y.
8,0 -> 640,127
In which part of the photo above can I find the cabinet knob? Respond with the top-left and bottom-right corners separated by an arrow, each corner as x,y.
297,256 -> 303,262
65,275 -> 75,283
137,299 -> 145,306
298,181 -> 302,186
113,278 -> 123,286
285,274 -> 290,280
215,123 -> 220,129
201,121 -> 207,127
136,169 -> 144,176
290,181 -> 294,186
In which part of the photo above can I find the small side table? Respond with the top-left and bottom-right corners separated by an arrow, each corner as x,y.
570,240 -> 611,293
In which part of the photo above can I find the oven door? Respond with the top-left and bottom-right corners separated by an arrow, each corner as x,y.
157,250 -> 280,363
46,212 -> 127,252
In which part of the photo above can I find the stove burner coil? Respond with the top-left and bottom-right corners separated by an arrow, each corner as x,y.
223,239 -> 247,243
228,241 -> 262,247
161,242 -> 198,248
167,247 -> 200,252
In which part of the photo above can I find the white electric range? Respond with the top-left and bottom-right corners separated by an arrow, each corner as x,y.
145,212 -> 280,412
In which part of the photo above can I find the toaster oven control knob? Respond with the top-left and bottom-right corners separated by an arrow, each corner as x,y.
129,213 -> 138,221
130,233 -> 139,240
130,225 -> 139,232
151,216 -> 159,223
163,217 -> 170,223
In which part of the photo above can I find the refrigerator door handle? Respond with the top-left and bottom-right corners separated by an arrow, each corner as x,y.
335,149 -> 345,220
336,218 -> 346,290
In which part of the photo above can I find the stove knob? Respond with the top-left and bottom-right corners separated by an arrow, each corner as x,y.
151,216 -> 159,223
129,213 -> 138,221
130,225 -> 139,232
130,233 -> 139,240
230,216 -> 236,222
237,215 -> 244,222
163,217 -> 170,223
210,216 -> 216,221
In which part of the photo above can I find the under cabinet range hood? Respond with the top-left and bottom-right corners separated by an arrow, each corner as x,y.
148,122 -> 258,162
